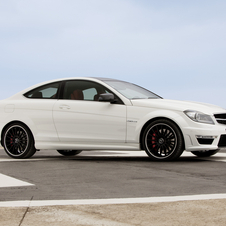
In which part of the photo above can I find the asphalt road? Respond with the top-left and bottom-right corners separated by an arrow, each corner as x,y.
1,148 -> 226,202
1,148 -> 226,225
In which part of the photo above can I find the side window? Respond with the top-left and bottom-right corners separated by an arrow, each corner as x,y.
83,88 -> 98,100
24,82 -> 60,99
63,80 -> 109,101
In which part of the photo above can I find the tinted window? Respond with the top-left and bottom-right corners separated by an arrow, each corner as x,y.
24,82 -> 60,99
63,80 -> 109,101
83,88 -> 98,100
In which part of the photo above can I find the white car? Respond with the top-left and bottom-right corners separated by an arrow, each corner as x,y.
0,77 -> 226,161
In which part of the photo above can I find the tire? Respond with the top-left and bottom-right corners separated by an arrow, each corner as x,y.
3,123 -> 36,159
191,149 -> 219,157
57,150 -> 82,156
142,119 -> 184,161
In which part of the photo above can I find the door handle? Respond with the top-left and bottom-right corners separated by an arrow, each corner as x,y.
59,105 -> 71,110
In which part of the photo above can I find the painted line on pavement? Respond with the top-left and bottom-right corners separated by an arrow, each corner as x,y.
1,194 -> 226,207
0,173 -> 34,188
0,158 -> 51,162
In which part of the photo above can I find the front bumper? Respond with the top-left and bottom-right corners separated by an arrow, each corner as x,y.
183,124 -> 226,152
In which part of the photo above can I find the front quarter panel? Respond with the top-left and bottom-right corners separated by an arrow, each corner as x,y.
127,105 -> 226,152
127,106 -> 185,143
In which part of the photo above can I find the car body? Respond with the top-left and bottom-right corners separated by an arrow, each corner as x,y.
0,77 -> 226,161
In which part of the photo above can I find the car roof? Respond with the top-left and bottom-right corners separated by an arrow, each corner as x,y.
90,77 -> 128,82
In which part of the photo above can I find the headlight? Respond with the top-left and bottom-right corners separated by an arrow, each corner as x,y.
184,110 -> 214,125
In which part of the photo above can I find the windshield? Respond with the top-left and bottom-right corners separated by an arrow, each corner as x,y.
104,81 -> 162,100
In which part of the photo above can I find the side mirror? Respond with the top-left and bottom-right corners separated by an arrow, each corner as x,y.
98,93 -> 115,102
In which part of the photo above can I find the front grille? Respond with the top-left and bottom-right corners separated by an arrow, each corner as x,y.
214,113 -> 226,125
218,135 -> 226,147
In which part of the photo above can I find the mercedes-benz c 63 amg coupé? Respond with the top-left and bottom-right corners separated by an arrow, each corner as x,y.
0,77 -> 226,161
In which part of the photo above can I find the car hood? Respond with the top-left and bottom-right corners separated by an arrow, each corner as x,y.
130,99 -> 226,114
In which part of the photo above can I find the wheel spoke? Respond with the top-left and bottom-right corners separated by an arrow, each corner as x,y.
4,125 -> 29,157
145,123 -> 178,159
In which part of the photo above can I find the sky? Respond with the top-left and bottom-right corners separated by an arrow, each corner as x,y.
0,0 -> 226,108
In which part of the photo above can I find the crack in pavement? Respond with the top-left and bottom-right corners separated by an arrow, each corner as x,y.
19,196 -> 33,226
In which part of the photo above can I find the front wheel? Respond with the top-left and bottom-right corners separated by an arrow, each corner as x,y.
57,150 -> 82,156
142,119 -> 184,161
3,123 -> 36,159
191,149 -> 219,157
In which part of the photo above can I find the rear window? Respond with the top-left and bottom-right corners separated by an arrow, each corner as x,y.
24,82 -> 60,99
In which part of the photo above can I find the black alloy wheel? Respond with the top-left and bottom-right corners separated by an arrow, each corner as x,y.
142,119 -> 184,161
57,150 -> 82,156
3,123 -> 36,159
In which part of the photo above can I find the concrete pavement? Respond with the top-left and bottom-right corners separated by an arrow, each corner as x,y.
1,199 -> 226,226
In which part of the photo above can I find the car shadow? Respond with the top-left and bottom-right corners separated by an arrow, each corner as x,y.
64,155 -> 209,163
1,149 -> 222,163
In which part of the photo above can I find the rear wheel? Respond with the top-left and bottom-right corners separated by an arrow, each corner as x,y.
191,149 -> 219,157
142,119 -> 184,161
57,150 -> 82,156
3,123 -> 36,159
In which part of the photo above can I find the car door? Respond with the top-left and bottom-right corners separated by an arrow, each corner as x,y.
52,80 -> 127,144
